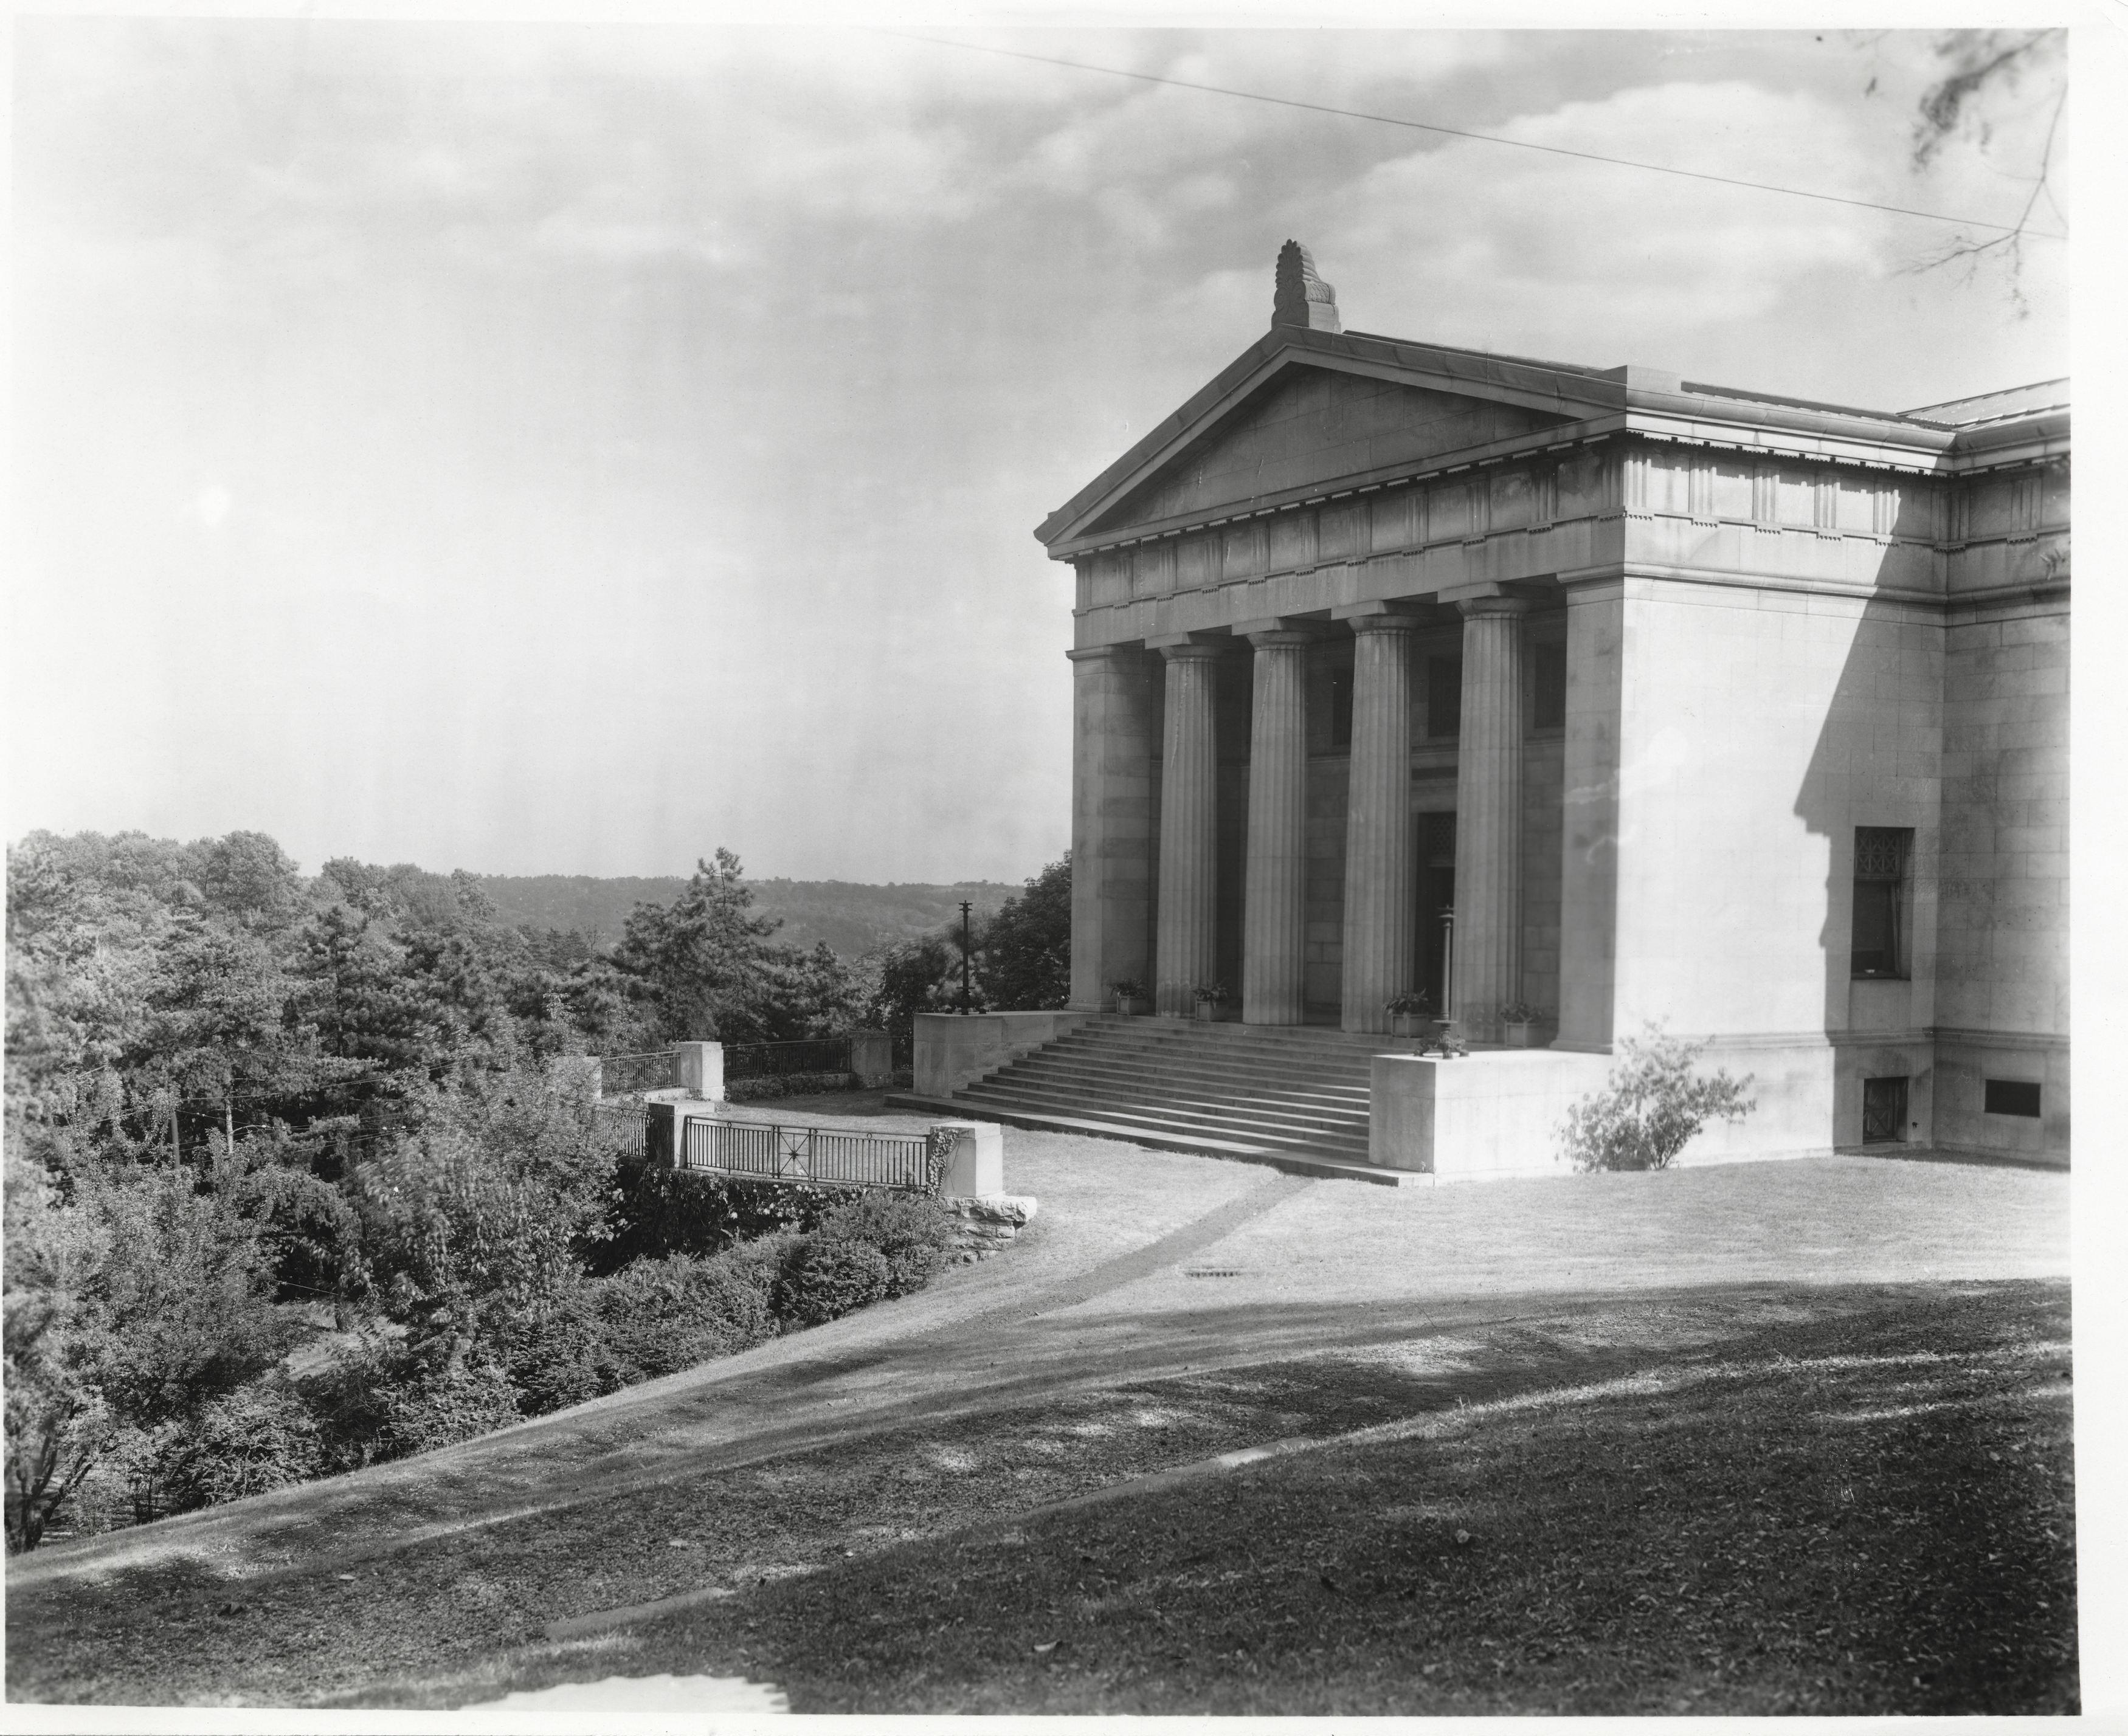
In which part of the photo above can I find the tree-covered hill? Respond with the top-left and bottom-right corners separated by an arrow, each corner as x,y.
477,876 -> 1017,959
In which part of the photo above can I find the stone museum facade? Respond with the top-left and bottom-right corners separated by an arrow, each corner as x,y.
1034,244 -> 2068,1170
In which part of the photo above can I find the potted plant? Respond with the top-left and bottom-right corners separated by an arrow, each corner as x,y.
1386,990 -> 1432,1039
1501,1001 -> 1545,1048
1190,982 -> 1226,1024
1111,977 -> 1145,1017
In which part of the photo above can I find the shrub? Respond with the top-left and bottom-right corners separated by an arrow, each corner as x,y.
297,1329 -> 519,1469
1560,1026 -> 1756,1172
773,1239 -> 890,1329
596,1159 -> 835,1272
589,1253 -> 778,1385
488,1288 -> 613,1417
724,1071 -> 860,1103
381,1362 -> 520,1456
808,1191 -> 956,1298
151,1380 -> 325,1513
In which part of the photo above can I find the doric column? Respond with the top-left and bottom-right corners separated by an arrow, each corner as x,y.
1154,643 -> 1221,1017
1243,630 -> 1311,1025
1451,595 -> 1529,1041
1340,615 -> 1416,1033
1066,646 -> 1158,1010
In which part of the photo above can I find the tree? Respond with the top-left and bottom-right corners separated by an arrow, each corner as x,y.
979,855 -> 1072,1011
1558,1027 -> 1756,1173
609,850 -> 785,1043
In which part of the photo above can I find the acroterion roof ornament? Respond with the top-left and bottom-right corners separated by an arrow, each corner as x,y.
1272,240 -> 1341,334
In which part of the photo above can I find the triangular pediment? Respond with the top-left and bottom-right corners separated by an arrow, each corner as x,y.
1077,357 -> 1580,542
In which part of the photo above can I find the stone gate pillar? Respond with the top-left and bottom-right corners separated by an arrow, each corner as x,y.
1452,594 -> 1529,1041
1243,629 -> 1311,1025
1341,615 -> 1417,1033
1154,642 -> 1221,1017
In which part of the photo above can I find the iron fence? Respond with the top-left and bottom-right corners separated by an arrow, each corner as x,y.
720,1037 -> 854,1081
680,1116 -> 955,1191
593,1100 -> 651,1160
600,1050 -> 680,1096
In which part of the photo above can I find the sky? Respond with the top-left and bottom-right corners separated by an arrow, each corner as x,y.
7,12 -> 2077,884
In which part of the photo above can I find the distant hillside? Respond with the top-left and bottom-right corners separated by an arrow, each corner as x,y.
477,874 -> 1019,959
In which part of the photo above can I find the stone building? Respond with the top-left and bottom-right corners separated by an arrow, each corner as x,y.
1030,243 -> 2068,1172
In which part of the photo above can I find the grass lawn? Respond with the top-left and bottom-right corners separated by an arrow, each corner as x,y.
4,1142 -> 2073,1715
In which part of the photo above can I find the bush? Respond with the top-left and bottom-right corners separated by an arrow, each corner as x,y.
151,1381 -> 325,1513
808,1191 -> 956,1298
596,1159 -> 836,1272
381,1362 -> 520,1457
773,1239 -> 890,1329
488,1289 -> 612,1417
297,1330 -> 519,1469
724,1070 -> 860,1103
1560,1027 -> 1756,1172
589,1253 -> 778,1385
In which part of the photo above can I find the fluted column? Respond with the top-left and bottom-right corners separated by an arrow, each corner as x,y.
1452,596 -> 1528,1041
1243,631 -> 1311,1025
1066,646 -> 1158,1010
1340,615 -> 1416,1033
1154,643 -> 1221,1017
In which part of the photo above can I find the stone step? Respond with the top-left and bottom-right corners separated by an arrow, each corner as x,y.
950,1081 -> 1372,1157
1000,1054 -> 1371,1108
881,1092 -> 1410,1187
1034,1041 -> 1377,1089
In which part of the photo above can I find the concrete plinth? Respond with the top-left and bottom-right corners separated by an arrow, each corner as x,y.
1370,1049 -> 1611,1179
914,1011 -> 1091,1098
930,1119 -> 1006,1198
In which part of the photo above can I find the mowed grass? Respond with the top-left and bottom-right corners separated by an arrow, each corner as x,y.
623,1281 -> 2075,1716
354,1280 -> 2073,1717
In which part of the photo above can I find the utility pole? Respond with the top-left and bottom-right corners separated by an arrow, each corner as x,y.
959,900 -> 973,1014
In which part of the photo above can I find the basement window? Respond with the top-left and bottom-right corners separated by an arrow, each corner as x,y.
1851,827 -> 1912,979
1983,1078 -> 2042,1118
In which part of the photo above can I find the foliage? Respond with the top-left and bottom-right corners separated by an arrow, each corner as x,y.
978,855 -> 1071,1011
1386,991 -> 1433,1017
1110,979 -> 1144,1000
863,932 -> 973,1036
1500,1002 -> 1544,1025
149,1380 -> 325,1514
1191,982 -> 1227,1005
772,1238 -> 890,1330
806,1191 -> 956,1298
596,1159 -> 837,1273
725,1070 -> 861,1104
587,1254 -> 779,1386
1559,1027 -> 1756,1173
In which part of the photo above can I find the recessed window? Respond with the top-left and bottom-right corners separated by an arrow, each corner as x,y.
1426,655 -> 1462,739
1984,1078 -> 2042,1118
1861,1076 -> 1909,1144
1851,827 -> 1913,979
1532,641 -> 1567,730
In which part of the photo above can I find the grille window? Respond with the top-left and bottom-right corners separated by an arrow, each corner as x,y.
1851,827 -> 1913,979
1426,655 -> 1462,739
1862,1076 -> 1909,1144
1984,1078 -> 2042,1118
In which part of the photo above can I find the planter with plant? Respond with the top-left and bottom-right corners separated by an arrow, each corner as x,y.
1190,982 -> 1227,1023
1110,978 -> 1145,1017
1385,990 -> 1432,1039
1500,1001 -> 1546,1047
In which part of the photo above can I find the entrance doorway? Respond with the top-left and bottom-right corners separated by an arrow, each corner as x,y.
1420,811 -> 1456,1011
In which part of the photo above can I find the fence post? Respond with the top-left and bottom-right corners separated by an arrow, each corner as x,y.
929,1120 -> 1004,1198
644,1100 -> 681,1168
674,1041 -> 725,1101
849,1030 -> 893,1087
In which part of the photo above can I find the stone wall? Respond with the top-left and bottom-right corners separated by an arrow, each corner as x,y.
942,1195 -> 1040,1262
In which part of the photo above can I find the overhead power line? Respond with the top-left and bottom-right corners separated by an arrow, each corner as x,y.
877,30 -> 2067,242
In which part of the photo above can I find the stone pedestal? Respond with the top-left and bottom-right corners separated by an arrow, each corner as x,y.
1452,596 -> 1528,1042
674,1041 -> 725,1101
1243,630 -> 1311,1024
1155,643 -> 1221,1017
1341,615 -> 1417,1033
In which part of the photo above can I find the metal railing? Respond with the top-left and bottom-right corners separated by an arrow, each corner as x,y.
680,1116 -> 953,1192
721,1037 -> 854,1081
593,1100 -> 650,1160
600,1050 -> 680,1096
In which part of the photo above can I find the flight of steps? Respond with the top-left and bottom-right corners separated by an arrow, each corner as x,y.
889,1014 -> 1425,1185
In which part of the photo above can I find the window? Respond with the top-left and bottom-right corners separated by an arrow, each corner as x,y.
1426,655 -> 1462,739
1328,666 -> 1353,748
1861,1075 -> 1908,1144
1984,1078 -> 2042,1118
1532,641 -> 1567,730
1851,827 -> 1912,979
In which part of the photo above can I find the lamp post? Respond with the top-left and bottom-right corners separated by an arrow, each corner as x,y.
959,900 -> 973,1014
